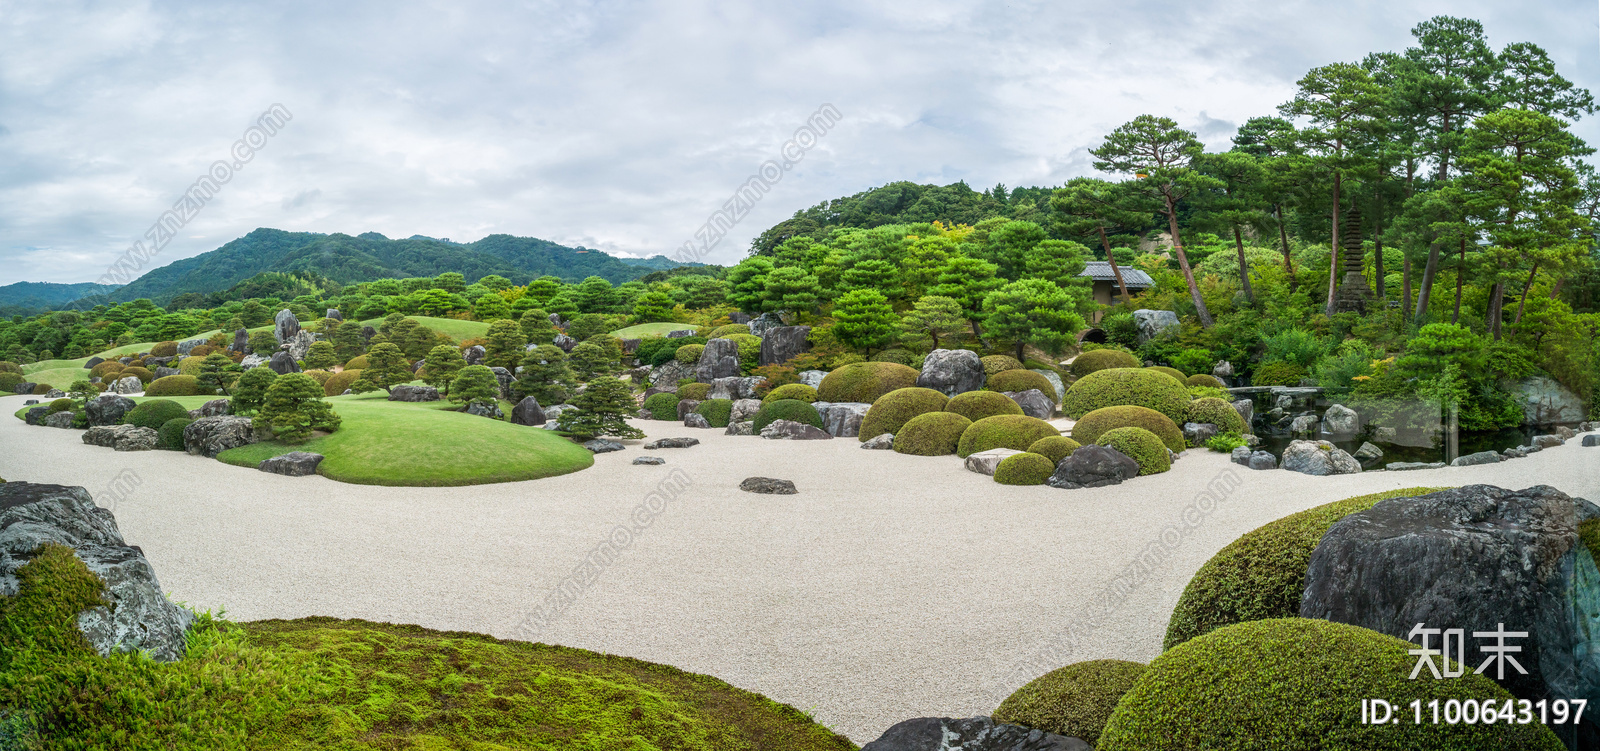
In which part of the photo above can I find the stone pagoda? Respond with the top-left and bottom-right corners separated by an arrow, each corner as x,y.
1333,206 -> 1371,314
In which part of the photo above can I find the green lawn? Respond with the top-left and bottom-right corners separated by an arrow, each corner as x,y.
20,332 -> 227,377
611,321 -> 694,338
360,316 -> 489,342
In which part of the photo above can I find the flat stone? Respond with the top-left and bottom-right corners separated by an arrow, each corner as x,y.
44,389 -> 65,399
644,437 -> 700,449
1557,425 -> 1577,440
1532,434 -> 1565,449
759,419 -> 833,440
632,456 -> 666,465
861,716 -> 1090,751
664,329 -> 696,338
258,452 -> 324,476
83,424 -> 157,451
739,477 -> 796,494
1452,450 -> 1504,467
1584,435 -> 1600,447
965,448 -> 1024,476
1387,461 -> 1446,471
581,439 -> 624,453
861,433 -> 894,450
182,415 -> 261,457
1353,442 -> 1383,461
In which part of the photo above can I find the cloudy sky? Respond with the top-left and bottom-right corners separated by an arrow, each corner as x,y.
1,0 -> 1595,286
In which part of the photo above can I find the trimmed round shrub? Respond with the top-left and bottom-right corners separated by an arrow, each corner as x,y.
956,415 -> 1061,458
892,412 -> 972,456
678,382 -> 710,401
1071,348 -> 1139,376
1099,619 -> 1561,751
1061,368 -> 1189,422
48,398 -> 74,413
89,361 -> 125,379
176,356 -> 206,375
1185,397 -> 1245,435
816,361 -> 919,404
1144,365 -> 1186,384
750,399 -> 824,433
993,452 -> 1054,485
1071,406 -> 1185,453
870,348 -> 916,366
945,390 -> 1024,422
323,369 -> 362,396
0,361 -> 20,374
0,373 -> 22,392
301,369 -> 334,385
762,383 -> 816,404
344,354 -> 371,370
1027,435 -> 1081,464
1163,487 -> 1443,651
980,354 -> 1024,375
693,398 -> 733,428
149,341 -> 178,358
643,392 -> 679,420
858,387 -> 949,440
190,344 -> 219,358
707,323 -> 750,338
1251,361 -> 1306,387
124,399 -> 191,430
120,366 -> 154,384
994,659 -> 1147,746
157,417 -> 193,451
1186,373 -> 1224,388
32,383 -> 52,395
1187,385 -> 1227,401
144,375 -> 201,396
987,369 -> 1056,400
1096,427 -> 1169,475
675,344 -> 705,364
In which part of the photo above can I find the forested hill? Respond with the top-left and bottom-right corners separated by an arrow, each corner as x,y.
109,229 -> 693,303
0,281 -> 121,312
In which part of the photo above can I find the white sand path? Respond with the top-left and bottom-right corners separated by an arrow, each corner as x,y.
2,391 -> 1597,743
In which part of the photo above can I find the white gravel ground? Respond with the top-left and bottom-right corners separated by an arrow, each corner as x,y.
2,391 -> 1597,743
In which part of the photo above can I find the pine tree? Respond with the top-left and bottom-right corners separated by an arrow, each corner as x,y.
448,364 -> 501,408
302,341 -> 339,370
483,319 -> 528,370
830,289 -> 899,354
557,376 -> 644,439
520,309 -> 556,344
230,367 -> 278,415
351,342 -> 412,394
423,344 -> 466,396
569,340 -> 619,380
514,344 -> 575,405
196,352 -> 244,395
332,320 -> 365,362
254,372 -> 341,443
981,279 -> 1087,361
900,295 -> 967,350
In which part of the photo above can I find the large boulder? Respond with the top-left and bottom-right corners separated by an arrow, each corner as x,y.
196,398 -> 231,418
1231,399 -> 1253,430
809,401 -> 872,437
230,328 -> 249,353
388,385 -> 441,402
707,376 -> 743,400
1182,422 -> 1219,447
1507,375 -> 1587,426
44,411 -> 75,429
1132,309 -> 1180,345
111,375 -> 142,394
1047,445 -> 1140,489
695,338 -> 740,382
489,366 -> 515,399
86,394 -> 136,426
1322,403 -> 1360,435
759,419 -> 833,440
24,406 -> 48,426
182,415 -> 261,457
747,312 -> 784,337
0,482 -> 195,662
13,381 -> 36,395
861,716 -> 1089,751
176,337 -> 208,356
683,413 -> 711,428
861,433 -> 894,450
258,452 -> 324,477
511,396 -> 546,426
267,351 -> 300,375
238,355 -> 268,371
729,398 -> 763,424
759,325 -> 812,366
81,425 -> 157,451
1289,414 -> 1318,435
724,421 -> 754,436
325,308 -> 342,320
676,399 -> 701,420
463,345 -> 487,365
285,329 -> 318,362
582,439 -> 623,453
915,349 -> 985,396
1302,484 -> 1600,738
465,402 -> 503,419
1280,439 -> 1361,476
273,308 -> 300,344
651,360 -> 693,389
154,365 -> 181,379
84,356 -> 105,369
965,448 -> 1023,476
1002,389 -> 1054,419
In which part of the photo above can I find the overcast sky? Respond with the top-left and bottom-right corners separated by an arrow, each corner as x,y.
1,0 -> 1596,286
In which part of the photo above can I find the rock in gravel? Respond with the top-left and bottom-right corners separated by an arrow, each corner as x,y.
1183,422 -> 1219,447
582,439 -> 624,453
24,406 -> 49,426
915,349 -> 986,396
182,415 -> 261,457
510,396 -> 546,426
388,384 -> 441,402
1451,450 -> 1504,467
1003,389 -> 1055,419
643,437 -> 700,449
83,425 -> 157,451
86,394 -> 136,426
258,452 -> 324,476
0,482 -> 195,662
861,433 -> 894,450
965,448 -> 1023,476
1230,446 -> 1251,466
759,419 -> 833,440
683,412 -> 711,428
1353,442 -> 1383,462
1280,439 -> 1361,476
1532,434 -> 1565,449
861,716 -> 1090,751
1247,450 -> 1277,470
739,477 -> 797,494
724,421 -> 753,436
633,456 -> 666,465
44,411 -> 75,428
1387,461 -> 1445,471
729,398 -> 762,423
22,399 -> 37,406
1557,425 -> 1577,441
1584,435 -> 1600,447
810,401 -> 872,437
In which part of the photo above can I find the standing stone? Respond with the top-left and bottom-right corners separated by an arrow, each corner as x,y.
1231,446 -> 1252,466
708,376 -> 743,400
267,351 -> 300,375
552,334 -> 577,352
230,328 -> 249,353
1507,375 -> 1587,426
652,360 -> 692,389
286,329 -> 318,362
695,338 -> 740,382
758,325 -> 812,366
489,366 -> 514,399
197,398 -> 231,417
463,345 -> 486,366
84,356 -> 105,369
86,394 -> 136,426
914,349 -> 985,396
511,396 -> 546,426
325,308 -> 342,321
1133,309 -> 1180,345
728,312 -> 752,324
111,376 -> 142,395
273,309 -> 300,345
1231,399 -> 1254,432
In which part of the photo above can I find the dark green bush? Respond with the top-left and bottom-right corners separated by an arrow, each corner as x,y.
1163,488 -> 1443,651
1096,427 -> 1169,475
994,659 -> 1147,746
1144,365 -> 1186,384
150,341 -> 179,357
0,373 -> 22,392
816,362 -> 919,403
1100,619 -> 1561,751
145,375 -> 202,396
1251,361 -> 1306,387
1071,406 -> 1184,452
858,387 -> 948,439
986,370 -> 1056,400
980,355 -> 1024,375
1061,368 -> 1189,422
1071,349 -> 1139,376
694,399 -> 733,428
157,418 -> 193,450
643,392 -> 679,420
678,382 -> 710,400
762,383 -> 817,404
124,399 -> 191,430
945,390 -> 1024,422
956,415 -> 1060,458
47,399 -> 73,414
1186,373 -> 1225,388
892,412 -> 972,456
751,399 -> 824,433
993,452 -> 1054,485
1185,397 -> 1246,435
1027,435 -> 1081,464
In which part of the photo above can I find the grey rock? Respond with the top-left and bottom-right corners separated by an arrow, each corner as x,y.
620,338 -> 642,355
1281,440 -> 1361,476
1232,399 -> 1254,430
0,482 -> 195,663
728,312 -> 752,324
695,338 -> 741,382
285,329 -> 318,362
273,308 -> 300,344
644,437 -> 701,449
914,349 -> 986,396
1507,375 -> 1587,425
861,716 -> 1090,751
759,325 -> 812,366
1003,389 -> 1055,419
84,356 -> 105,369
13,381 -> 36,395
541,404 -> 576,424
465,402 -> 504,419
747,312 -> 784,337
1247,451 -> 1278,470
759,419 -> 833,440
683,412 -> 711,428
965,448 -> 1023,475
511,396 -> 546,426
1230,446 -> 1252,466
463,345 -> 487,365
197,399 -> 231,418
724,421 -> 753,436
238,355 -> 267,371
798,370 -> 827,388
1452,450 -> 1504,467
1585,435 -> 1600,447
83,424 -> 157,451
651,359 -> 693,390
1322,403 -> 1360,434
24,406 -> 50,426
548,312 -> 564,327
258,452 -> 324,476
176,337 -> 208,356
388,384 -> 441,402
637,408 -> 653,419
1532,434 -> 1565,449
44,389 -> 65,399
86,394 -> 136,426
325,308 -> 342,320
633,456 -> 666,465
144,356 -> 175,368
1047,445 -> 1141,489
730,398 -> 763,423
111,375 -> 142,394
1557,425 -> 1577,440
861,433 -> 895,450
230,328 -> 249,353
490,366 -> 515,399
1504,446 -> 1532,459
1353,442 -> 1384,462
739,477 -> 796,494
1213,360 -> 1234,378
811,401 -> 872,437
361,325 -> 376,344
1029,369 -> 1067,403
1374,426 -> 1398,442
182,415 -> 261,457
664,329 -> 696,339
267,351 -> 300,375
676,399 -> 701,420
22,399 -> 37,405
1133,308 -> 1180,345
707,376 -> 743,400
44,411 -> 75,429
1387,461 -> 1446,471
1182,422 -> 1219,447
582,439 -> 624,453
1289,414 -> 1318,435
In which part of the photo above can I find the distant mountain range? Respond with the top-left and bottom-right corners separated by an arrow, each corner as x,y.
0,281 -> 121,311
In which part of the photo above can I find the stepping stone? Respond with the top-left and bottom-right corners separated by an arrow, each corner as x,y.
633,456 -> 666,465
644,437 -> 700,449
740,477 -> 796,494
582,439 -> 624,453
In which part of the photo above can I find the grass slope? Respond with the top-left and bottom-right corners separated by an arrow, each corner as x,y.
359,316 -> 489,342
611,322 -> 692,338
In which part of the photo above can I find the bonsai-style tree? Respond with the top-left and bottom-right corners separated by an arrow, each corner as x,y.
473,292 -> 512,322
520,308 -> 556,344
514,344 -> 575,405
196,352 -> 244,395
482,319 -> 528,370
569,340 -> 619,381
422,344 -> 466,396
981,278 -> 1087,362
566,313 -> 610,341
556,376 -> 644,440
900,295 -> 967,351
831,289 -> 899,355
350,342 -> 413,394
254,372 -> 341,443
68,379 -> 96,416
230,367 -> 278,415
449,364 -> 501,409
331,320 -> 365,362
302,341 -> 339,371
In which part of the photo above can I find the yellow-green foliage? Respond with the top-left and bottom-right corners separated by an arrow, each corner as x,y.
1251,361 -> 1305,386
993,452 -> 1055,485
344,354 -> 370,370
1099,619 -> 1561,751
859,387 -> 949,439
88,361 -> 124,379
1163,487 -> 1445,650
762,383 -> 817,404
675,343 -> 706,364
816,361 -> 920,403
694,398 -> 733,428
994,659 -> 1147,746
177,356 -> 206,375
120,366 -> 154,384
1186,397 -> 1246,435
708,324 -> 750,338
1071,349 -> 1139,376
981,355 -> 1024,376
987,370 -> 1056,400
678,382 -> 711,400
1027,435 -> 1081,464
956,415 -> 1060,458
322,369 -> 362,397
1186,373 -> 1225,388
751,399 -> 824,433
1096,427 -> 1169,475
1580,518 -> 1600,564
1071,406 -> 1184,452
945,390 -> 1024,422
149,341 -> 178,357
1061,368 -> 1190,422
1145,365 -> 1186,384
144,375 -> 202,396
892,412 -> 972,455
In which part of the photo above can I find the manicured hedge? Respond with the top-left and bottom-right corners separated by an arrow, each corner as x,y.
323,369 -> 362,396
1071,349 -> 1139,376
678,382 -> 711,400
1071,406 -> 1185,453
0,373 -> 21,392
1144,365 -> 1186,384
1185,397 -> 1246,435
150,341 -> 178,357
751,399 -> 824,433
157,418 -> 193,450
48,399 -> 73,413
987,370 -> 1057,401
1099,619 -> 1560,751
88,361 -> 124,379
32,383 -> 51,395
301,370 -> 334,386
762,383 -> 817,404
177,356 -> 206,375
1162,487 -> 1442,651
945,390 -> 1024,422
120,366 -> 154,384
980,355 -> 1023,375
643,392 -> 680,420
858,387 -> 949,440
892,412 -> 972,456
816,362 -> 920,403
694,398 -> 733,428
675,344 -> 706,364
144,375 -> 202,397
344,355 -> 370,370
993,452 -> 1055,485
124,399 -> 192,430
1027,435 -> 1081,464
707,324 -> 750,338
994,659 -> 1147,746
1061,368 -> 1190,422
1186,373 -> 1225,388
1096,427 -> 1169,475
956,415 -> 1061,458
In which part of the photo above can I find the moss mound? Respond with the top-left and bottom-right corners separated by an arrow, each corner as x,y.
643,391 -> 680,420
751,399 -> 824,433
1251,361 -> 1305,387
322,369 -> 362,396
987,369 -> 1056,400
763,383 -> 817,404
1071,349 -> 1139,376
158,418 -> 193,450
48,399 -> 73,414
859,387 -> 949,440
694,398 -> 733,428
675,343 -> 706,364
1144,365 -> 1186,384
145,375 -> 202,397
956,415 -> 1061,458
88,361 -> 124,379
1071,406 -> 1185,453
1061,368 -> 1190,422
993,452 -> 1055,485
994,659 -> 1147,746
678,382 -> 711,400
981,354 -> 1024,375
150,341 -> 178,357
708,323 -> 750,338
123,399 -> 192,430
1027,435 -> 1081,464
1099,619 -> 1561,751
816,361 -> 920,403
1163,487 -> 1443,651
1186,373 -> 1225,388
344,354 -> 370,370
871,348 -> 916,366
893,412 -> 973,456
1185,397 -> 1246,435
120,366 -> 154,384
1096,427 -> 1169,475
177,356 -> 206,375
946,390 -> 1024,422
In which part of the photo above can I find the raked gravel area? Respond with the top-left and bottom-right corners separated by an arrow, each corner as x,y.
3,390 -> 1598,743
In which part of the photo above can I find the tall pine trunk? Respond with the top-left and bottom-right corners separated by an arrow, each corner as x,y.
1165,193 -> 1213,327
1487,281 -> 1504,341
1097,225 -> 1130,300
1402,257 -> 1413,315
1326,170 -> 1341,317
1275,204 -> 1296,286
1233,226 -> 1255,303
1452,239 -> 1465,324
1512,262 -> 1539,325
